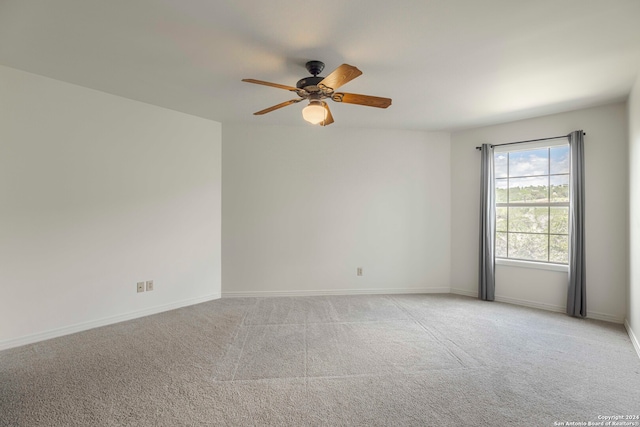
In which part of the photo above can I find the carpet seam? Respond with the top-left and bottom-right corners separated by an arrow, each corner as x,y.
388,295 -> 480,369
212,365 -> 480,383
229,307 -> 253,381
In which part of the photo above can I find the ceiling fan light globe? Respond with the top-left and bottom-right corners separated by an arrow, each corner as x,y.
302,102 -> 326,124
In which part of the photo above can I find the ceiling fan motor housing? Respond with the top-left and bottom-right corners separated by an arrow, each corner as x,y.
296,76 -> 323,91
297,60 -> 327,92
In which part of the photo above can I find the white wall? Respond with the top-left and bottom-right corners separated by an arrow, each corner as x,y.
0,66 -> 222,349
450,103 -> 628,323
222,124 -> 451,296
628,73 -> 640,353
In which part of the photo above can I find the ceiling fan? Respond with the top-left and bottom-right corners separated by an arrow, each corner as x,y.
242,60 -> 392,126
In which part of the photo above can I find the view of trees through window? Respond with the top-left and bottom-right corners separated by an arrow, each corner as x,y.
495,144 -> 570,264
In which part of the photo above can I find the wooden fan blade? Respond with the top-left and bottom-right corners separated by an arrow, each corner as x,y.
332,92 -> 392,109
254,99 -> 302,115
320,101 -> 334,126
318,64 -> 362,91
242,79 -> 299,92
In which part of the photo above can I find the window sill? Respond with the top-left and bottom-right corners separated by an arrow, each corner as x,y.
496,258 -> 568,272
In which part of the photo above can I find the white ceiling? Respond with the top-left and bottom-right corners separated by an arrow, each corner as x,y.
1,0 -> 639,131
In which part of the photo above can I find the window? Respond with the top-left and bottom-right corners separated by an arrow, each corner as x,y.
494,141 -> 569,264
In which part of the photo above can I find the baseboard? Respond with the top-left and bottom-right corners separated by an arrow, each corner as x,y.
583,310 -> 624,324
495,295 -> 565,314
450,288 -> 476,298
450,288 -> 622,323
625,320 -> 640,360
0,293 -> 221,351
222,287 -> 451,298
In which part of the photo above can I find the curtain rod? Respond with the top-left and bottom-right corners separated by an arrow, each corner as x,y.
474,132 -> 585,150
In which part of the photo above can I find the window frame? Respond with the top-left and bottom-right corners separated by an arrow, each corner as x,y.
493,139 -> 570,272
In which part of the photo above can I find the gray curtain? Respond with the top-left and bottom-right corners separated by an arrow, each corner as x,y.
567,130 -> 586,317
479,143 -> 495,301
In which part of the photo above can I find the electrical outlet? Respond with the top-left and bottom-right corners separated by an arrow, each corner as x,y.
137,282 -> 145,293
146,280 -> 154,291
357,267 -> 363,276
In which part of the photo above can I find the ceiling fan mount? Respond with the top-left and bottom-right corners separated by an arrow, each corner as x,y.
305,60 -> 325,76
242,60 -> 392,126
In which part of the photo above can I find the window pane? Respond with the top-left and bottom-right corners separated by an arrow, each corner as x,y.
550,235 -> 569,264
550,145 -> 570,175
496,207 -> 508,232
493,144 -> 570,266
495,153 -> 508,178
550,206 -> 569,235
550,174 -> 569,202
496,232 -> 507,258
509,207 -> 549,233
508,149 -> 549,177
496,178 -> 508,203
508,176 -> 548,203
509,232 -> 548,262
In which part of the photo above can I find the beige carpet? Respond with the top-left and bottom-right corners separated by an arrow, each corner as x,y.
1,294 -> 639,426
